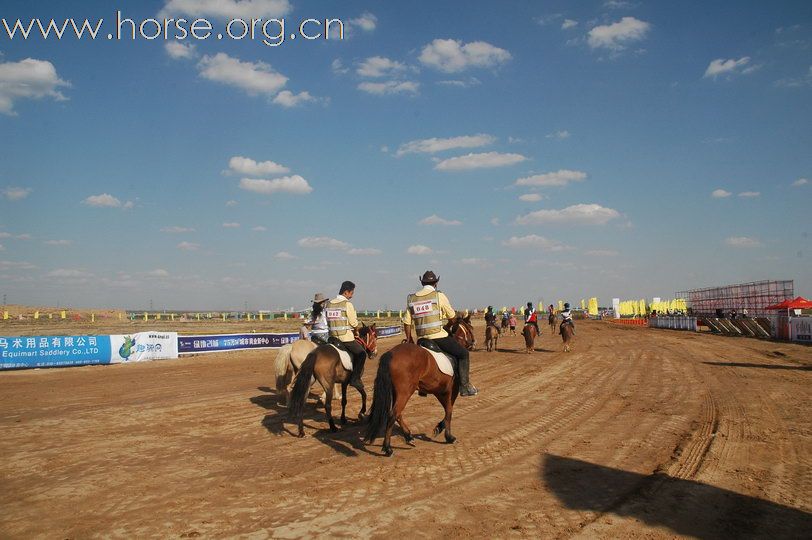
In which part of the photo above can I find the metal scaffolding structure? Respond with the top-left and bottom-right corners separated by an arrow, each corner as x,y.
676,280 -> 794,317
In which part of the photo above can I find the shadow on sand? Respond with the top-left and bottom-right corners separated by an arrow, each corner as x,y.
542,454 -> 811,538
702,361 -> 812,371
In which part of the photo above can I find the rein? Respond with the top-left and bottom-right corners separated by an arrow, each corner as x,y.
356,328 -> 377,354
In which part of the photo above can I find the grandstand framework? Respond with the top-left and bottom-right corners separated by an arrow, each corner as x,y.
676,280 -> 794,317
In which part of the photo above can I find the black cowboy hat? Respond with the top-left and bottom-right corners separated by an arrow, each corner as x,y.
420,270 -> 439,284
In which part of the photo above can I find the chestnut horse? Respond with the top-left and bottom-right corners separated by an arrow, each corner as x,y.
274,340 -> 344,406
548,311 -> 556,331
288,324 -> 377,437
365,316 -> 476,456
561,322 -> 574,352
522,323 -> 537,353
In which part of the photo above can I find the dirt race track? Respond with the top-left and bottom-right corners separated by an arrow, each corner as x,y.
1,320 -> 810,538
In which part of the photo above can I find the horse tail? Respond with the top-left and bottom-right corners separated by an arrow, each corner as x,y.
365,351 -> 393,443
274,343 -> 294,391
288,350 -> 318,421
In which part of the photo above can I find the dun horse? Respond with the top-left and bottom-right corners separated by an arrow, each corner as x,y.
274,340 -> 345,407
522,323 -> 537,353
365,316 -> 475,456
485,323 -> 499,352
288,324 -> 377,437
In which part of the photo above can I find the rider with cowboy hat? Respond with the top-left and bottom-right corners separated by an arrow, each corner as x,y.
325,281 -> 366,386
402,270 -> 478,397
302,292 -> 329,345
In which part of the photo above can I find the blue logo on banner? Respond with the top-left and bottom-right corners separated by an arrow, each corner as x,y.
0,335 -> 112,370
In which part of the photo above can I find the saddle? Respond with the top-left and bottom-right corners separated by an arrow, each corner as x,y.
327,338 -> 353,371
416,338 -> 454,377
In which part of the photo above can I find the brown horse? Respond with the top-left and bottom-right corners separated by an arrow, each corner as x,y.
485,323 -> 499,352
561,322 -> 574,352
365,316 -> 476,456
522,323 -> 537,353
288,324 -> 377,437
500,316 -> 509,332
548,311 -> 556,331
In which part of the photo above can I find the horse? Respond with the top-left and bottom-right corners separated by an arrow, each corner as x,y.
365,316 -> 476,456
287,324 -> 377,437
500,316 -> 509,332
548,311 -> 556,331
485,323 -> 499,352
522,323 -> 537,353
561,321 -> 574,352
274,339 -> 345,407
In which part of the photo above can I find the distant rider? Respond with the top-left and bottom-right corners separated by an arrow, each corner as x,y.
302,292 -> 329,345
402,270 -> 478,397
484,306 -> 497,328
524,302 -> 540,334
560,302 -> 575,335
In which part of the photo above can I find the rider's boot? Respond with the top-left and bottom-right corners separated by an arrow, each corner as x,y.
458,356 -> 478,397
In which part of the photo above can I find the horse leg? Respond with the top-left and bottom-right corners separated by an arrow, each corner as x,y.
350,378 -> 368,420
442,387 -> 456,444
318,375 -> 338,432
340,381 -> 349,425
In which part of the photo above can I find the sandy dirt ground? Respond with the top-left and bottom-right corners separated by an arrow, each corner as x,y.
0,320 -> 810,538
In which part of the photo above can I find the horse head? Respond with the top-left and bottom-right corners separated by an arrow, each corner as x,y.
448,315 -> 476,351
357,323 -> 378,358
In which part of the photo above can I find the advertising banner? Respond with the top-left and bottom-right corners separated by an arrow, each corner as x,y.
178,333 -> 298,354
789,318 -> 811,342
0,335 -> 112,370
110,332 -> 179,362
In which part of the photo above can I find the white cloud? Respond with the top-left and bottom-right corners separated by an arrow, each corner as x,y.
225,200 -> 238,207
502,235 -> 571,251
562,19 -> 578,30
331,59 -> 349,75
0,244 -> 4,251
148,269 -> 170,277
435,151 -> 527,171
588,17 -> 650,51
177,241 -> 200,251
436,77 -> 481,88
229,156 -> 283,177
16,234 -> 31,240
347,247 -> 382,255
407,244 -> 434,255
516,204 -> 621,225
159,0 -> 291,20
44,239 -> 72,246
161,226 -> 195,233
198,53 -> 288,97
585,249 -> 619,257
519,193 -> 545,202
46,268 -> 92,278
711,189 -> 732,198
738,191 -> 760,198
239,175 -> 313,195
419,214 -> 462,226
2,187 -> 32,200
604,0 -> 633,8
0,233 -> 9,238
222,222 -> 240,228
272,90 -> 317,107
357,56 -> 407,78
792,178 -> 808,187
0,58 -> 69,115
83,193 -> 122,207
515,169 -> 587,187
396,134 -> 495,156
419,39 -> 511,73
725,236 -> 762,248
350,12 -> 377,32
546,130 -> 571,139
490,217 -> 500,226
704,57 -> 751,78
774,67 -> 812,88
298,236 -> 350,250
165,41 -> 196,60
252,226 -> 267,232
358,80 -> 419,95
274,251 -> 296,260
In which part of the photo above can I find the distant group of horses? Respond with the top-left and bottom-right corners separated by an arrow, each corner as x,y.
486,312 -> 574,353
273,313 -> 574,456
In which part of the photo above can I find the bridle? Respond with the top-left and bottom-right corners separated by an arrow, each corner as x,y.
449,318 -> 476,351
356,326 -> 378,357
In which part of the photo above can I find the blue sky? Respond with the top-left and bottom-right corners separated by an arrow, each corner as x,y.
1,0 -> 810,311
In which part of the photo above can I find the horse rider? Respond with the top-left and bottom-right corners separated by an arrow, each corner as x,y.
524,302 -> 540,334
402,270 -> 478,397
548,303 -> 555,315
560,302 -> 575,335
325,281 -> 366,386
301,292 -> 329,345
501,309 -> 510,325
484,305 -> 497,328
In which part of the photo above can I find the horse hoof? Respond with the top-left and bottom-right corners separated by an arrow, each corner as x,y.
340,417 -> 347,425
383,446 -> 394,457
330,425 -> 339,433
297,431 -> 305,438
445,435 -> 457,444
357,413 -> 365,422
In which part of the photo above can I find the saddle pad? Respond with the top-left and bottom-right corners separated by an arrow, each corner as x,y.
329,344 -> 353,371
421,347 -> 454,377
